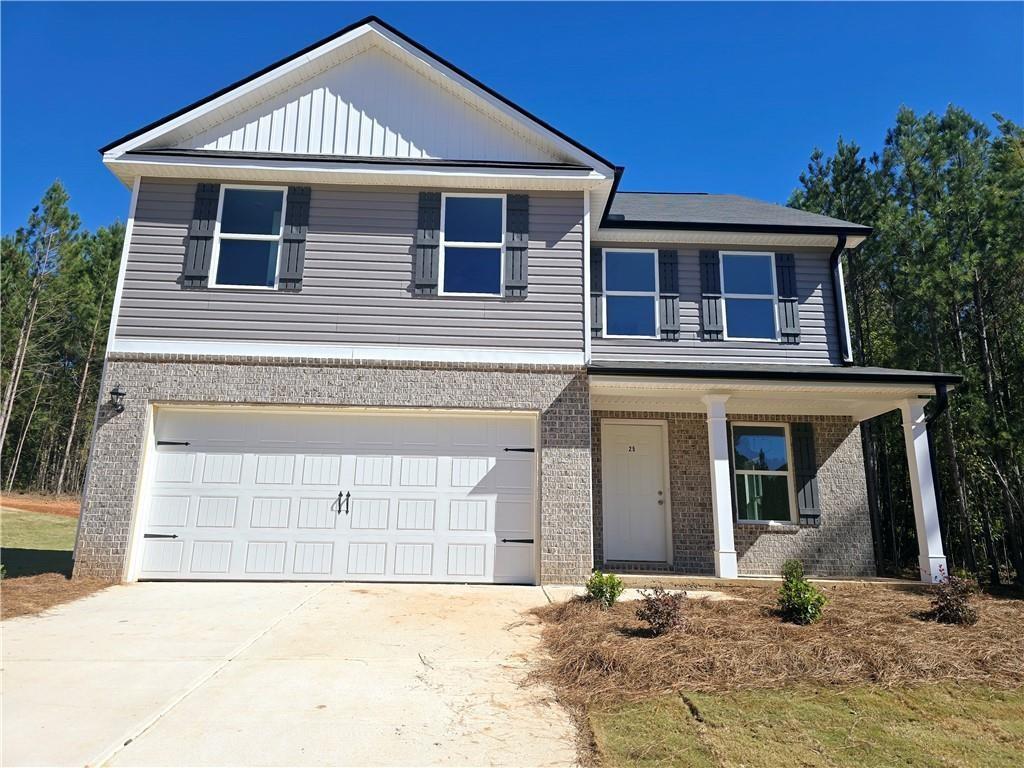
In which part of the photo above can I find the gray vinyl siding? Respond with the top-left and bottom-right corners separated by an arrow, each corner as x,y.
117,180 -> 584,353
592,242 -> 841,364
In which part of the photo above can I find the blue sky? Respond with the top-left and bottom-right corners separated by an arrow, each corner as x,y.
2,2 -> 1021,233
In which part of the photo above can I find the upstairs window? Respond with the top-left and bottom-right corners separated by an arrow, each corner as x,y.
212,187 -> 286,288
603,249 -> 658,337
731,424 -> 794,522
721,252 -> 778,340
441,195 -> 504,296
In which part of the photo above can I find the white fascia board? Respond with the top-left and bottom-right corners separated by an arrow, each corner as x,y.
594,227 -> 843,249
103,155 -> 606,191
588,373 -> 937,399
109,338 -> 584,367
589,375 -> 936,420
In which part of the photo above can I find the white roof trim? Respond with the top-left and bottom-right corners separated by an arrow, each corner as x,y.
104,155 -> 607,191
102,19 -> 614,176
594,227 -> 861,249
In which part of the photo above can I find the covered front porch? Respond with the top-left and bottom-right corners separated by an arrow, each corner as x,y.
589,363 -> 961,584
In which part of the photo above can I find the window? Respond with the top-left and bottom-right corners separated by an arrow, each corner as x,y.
721,252 -> 778,340
603,249 -> 658,337
731,424 -> 794,522
441,195 -> 504,295
212,187 -> 286,288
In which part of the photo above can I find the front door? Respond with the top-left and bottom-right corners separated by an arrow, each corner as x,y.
601,421 -> 669,562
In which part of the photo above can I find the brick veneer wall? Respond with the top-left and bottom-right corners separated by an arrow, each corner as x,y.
74,355 -> 592,584
592,411 -> 875,578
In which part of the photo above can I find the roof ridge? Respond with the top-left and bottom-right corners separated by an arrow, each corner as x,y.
617,190 -> 709,196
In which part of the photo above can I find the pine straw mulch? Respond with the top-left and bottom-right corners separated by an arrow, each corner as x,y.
2,574 -> 113,620
531,584 -> 1024,707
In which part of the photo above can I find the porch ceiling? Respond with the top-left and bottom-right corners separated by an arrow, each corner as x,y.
589,374 -> 937,421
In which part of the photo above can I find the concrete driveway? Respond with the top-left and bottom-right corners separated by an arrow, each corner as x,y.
2,583 -> 577,767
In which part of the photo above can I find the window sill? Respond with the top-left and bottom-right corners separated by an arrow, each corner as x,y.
602,334 -> 660,340
207,285 -> 280,292
736,520 -> 800,532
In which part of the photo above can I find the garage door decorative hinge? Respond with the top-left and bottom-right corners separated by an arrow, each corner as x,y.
143,533 -> 179,539
503,447 -> 535,453
501,538 -> 534,544
156,440 -> 190,446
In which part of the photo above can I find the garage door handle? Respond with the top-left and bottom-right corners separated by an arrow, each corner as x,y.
336,491 -> 350,515
501,538 -> 534,544
144,533 -> 179,539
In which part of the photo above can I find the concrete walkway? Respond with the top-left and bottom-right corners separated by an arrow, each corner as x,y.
2,583 -> 576,767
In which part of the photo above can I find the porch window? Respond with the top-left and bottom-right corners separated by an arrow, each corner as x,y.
603,250 -> 658,337
731,423 -> 794,522
721,252 -> 778,340
212,186 -> 287,288
441,195 -> 504,295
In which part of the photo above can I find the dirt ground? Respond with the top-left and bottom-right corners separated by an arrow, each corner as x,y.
0,492 -> 81,517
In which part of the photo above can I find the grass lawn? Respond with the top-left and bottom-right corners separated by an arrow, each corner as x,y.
535,582 -> 1024,767
590,685 -> 1024,768
2,507 -> 79,554
1,504 -> 111,619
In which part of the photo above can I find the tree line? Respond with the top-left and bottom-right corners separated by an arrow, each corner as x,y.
791,106 -> 1023,585
2,105 -> 1020,584
2,182 -> 124,495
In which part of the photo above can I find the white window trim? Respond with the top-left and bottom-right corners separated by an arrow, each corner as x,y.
730,421 -> 797,525
209,184 -> 288,291
438,192 -> 506,298
601,248 -> 660,339
720,251 -> 781,342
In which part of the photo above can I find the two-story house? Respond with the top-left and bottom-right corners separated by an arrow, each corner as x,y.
74,16 -> 958,586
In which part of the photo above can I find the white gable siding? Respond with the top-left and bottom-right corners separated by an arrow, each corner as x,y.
176,46 -> 560,163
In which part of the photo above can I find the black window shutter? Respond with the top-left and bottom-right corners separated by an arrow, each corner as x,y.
182,183 -> 220,289
791,422 -> 821,526
504,194 -> 529,298
278,186 -> 311,292
699,250 -> 723,340
775,253 -> 800,342
413,192 -> 441,295
658,249 -> 680,340
590,247 -> 603,337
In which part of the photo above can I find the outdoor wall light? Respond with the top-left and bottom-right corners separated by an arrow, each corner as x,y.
109,385 -> 127,413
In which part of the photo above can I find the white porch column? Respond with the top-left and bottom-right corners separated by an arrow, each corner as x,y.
900,400 -> 948,583
703,395 -> 737,578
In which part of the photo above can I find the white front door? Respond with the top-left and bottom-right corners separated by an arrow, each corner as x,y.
132,407 -> 537,584
601,421 -> 669,562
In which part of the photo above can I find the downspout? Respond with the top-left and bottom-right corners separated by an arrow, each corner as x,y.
828,234 -> 850,364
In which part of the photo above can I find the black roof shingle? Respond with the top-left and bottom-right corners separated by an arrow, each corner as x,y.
605,191 -> 870,234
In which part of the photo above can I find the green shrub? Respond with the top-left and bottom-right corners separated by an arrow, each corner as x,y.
635,587 -> 685,635
586,570 -> 624,609
777,559 -> 827,625
930,566 -> 979,625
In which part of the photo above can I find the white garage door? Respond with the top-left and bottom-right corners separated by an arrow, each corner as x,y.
132,408 -> 537,584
